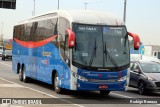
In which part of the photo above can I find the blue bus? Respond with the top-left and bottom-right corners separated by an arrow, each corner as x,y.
12,10 -> 140,95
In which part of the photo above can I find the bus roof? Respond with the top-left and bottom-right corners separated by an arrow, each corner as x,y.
15,10 -> 125,26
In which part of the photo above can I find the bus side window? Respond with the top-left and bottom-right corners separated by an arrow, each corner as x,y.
59,17 -> 70,66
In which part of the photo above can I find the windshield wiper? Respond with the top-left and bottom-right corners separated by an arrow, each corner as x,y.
104,41 -> 119,71
89,38 -> 97,66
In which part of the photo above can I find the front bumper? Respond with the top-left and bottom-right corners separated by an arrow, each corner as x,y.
76,80 -> 127,91
146,81 -> 160,91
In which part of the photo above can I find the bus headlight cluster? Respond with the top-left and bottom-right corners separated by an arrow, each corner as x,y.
72,72 -> 88,82
118,76 -> 128,82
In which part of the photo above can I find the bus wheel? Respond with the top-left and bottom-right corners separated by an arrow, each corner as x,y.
100,90 -> 110,96
22,66 -> 29,83
54,72 -> 63,94
19,68 -> 23,81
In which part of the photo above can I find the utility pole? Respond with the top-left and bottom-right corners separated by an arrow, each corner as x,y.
1,22 -> 3,46
33,0 -> 35,16
84,2 -> 88,10
123,0 -> 127,23
58,0 -> 59,10
1,22 -> 3,35
84,3 -> 88,10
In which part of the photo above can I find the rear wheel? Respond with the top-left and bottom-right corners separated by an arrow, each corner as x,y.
100,90 -> 110,96
138,82 -> 145,95
54,72 -> 63,94
22,66 -> 29,83
19,68 -> 23,81
17,64 -> 23,81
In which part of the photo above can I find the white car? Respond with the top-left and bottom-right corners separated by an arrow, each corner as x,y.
130,54 -> 160,62
0,46 -> 4,56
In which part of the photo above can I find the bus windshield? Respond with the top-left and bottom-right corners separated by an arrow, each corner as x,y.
72,24 -> 129,71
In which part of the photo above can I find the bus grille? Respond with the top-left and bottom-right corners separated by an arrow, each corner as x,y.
88,79 -> 118,83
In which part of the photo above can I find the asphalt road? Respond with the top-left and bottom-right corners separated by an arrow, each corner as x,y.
0,58 -> 160,107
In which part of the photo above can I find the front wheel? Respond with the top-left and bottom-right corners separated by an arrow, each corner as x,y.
54,73 -> 63,94
138,82 -> 145,95
2,56 -> 5,60
100,90 -> 110,96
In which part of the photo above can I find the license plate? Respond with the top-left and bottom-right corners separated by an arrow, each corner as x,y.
99,85 -> 108,89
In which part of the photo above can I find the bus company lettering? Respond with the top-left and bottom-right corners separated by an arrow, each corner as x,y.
107,74 -> 118,78
42,52 -> 51,57
41,60 -> 48,65
78,26 -> 97,31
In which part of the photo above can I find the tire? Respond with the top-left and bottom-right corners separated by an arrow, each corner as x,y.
22,66 -> 29,83
19,68 -> 23,81
54,72 -> 63,94
138,82 -> 145,95
2,56 -> 4,60
100,90 -> 110,96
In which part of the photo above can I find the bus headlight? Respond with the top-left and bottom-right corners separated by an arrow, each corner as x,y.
118,76 -> 128,82
72,72 -> 88,82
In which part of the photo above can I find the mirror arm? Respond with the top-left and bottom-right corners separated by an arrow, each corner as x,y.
66,28 -> 76,48
128,32 -> 140,50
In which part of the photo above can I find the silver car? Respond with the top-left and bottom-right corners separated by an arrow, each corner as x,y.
1,50 -> 12,60
129,60 -> 160,94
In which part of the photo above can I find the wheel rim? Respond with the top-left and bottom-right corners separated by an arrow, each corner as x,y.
55,75 -> 59,91
22,68 -> 26,80
19,69 -> 22,79
139,82 -> 144,94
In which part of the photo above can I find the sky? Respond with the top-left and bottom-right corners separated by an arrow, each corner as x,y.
0,0 -> 160,45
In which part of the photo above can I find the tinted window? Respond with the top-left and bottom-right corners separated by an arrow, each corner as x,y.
59,17 -> 70,60
14,18 -> 58,42
140,62 -> 160,73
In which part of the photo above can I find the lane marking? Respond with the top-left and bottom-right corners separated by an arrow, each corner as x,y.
0,77 -> 84,107
111,92 -> 133,98
0,84 -> 24,88
0,62 -> 12,68
0,62 -> 84,107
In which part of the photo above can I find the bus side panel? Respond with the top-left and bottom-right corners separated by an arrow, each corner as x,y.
62,62 -> 71,90
12,41 -> 28,74
35,42 -> 71,90
36,43 -> 62,84
12,40 -> 72,90
12,41 -> 20,73
12,41 -> 36,79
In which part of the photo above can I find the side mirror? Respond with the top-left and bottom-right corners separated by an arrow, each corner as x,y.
128,32 -> 140,50
66,28 -> 76,48
133,69 -> 140,73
